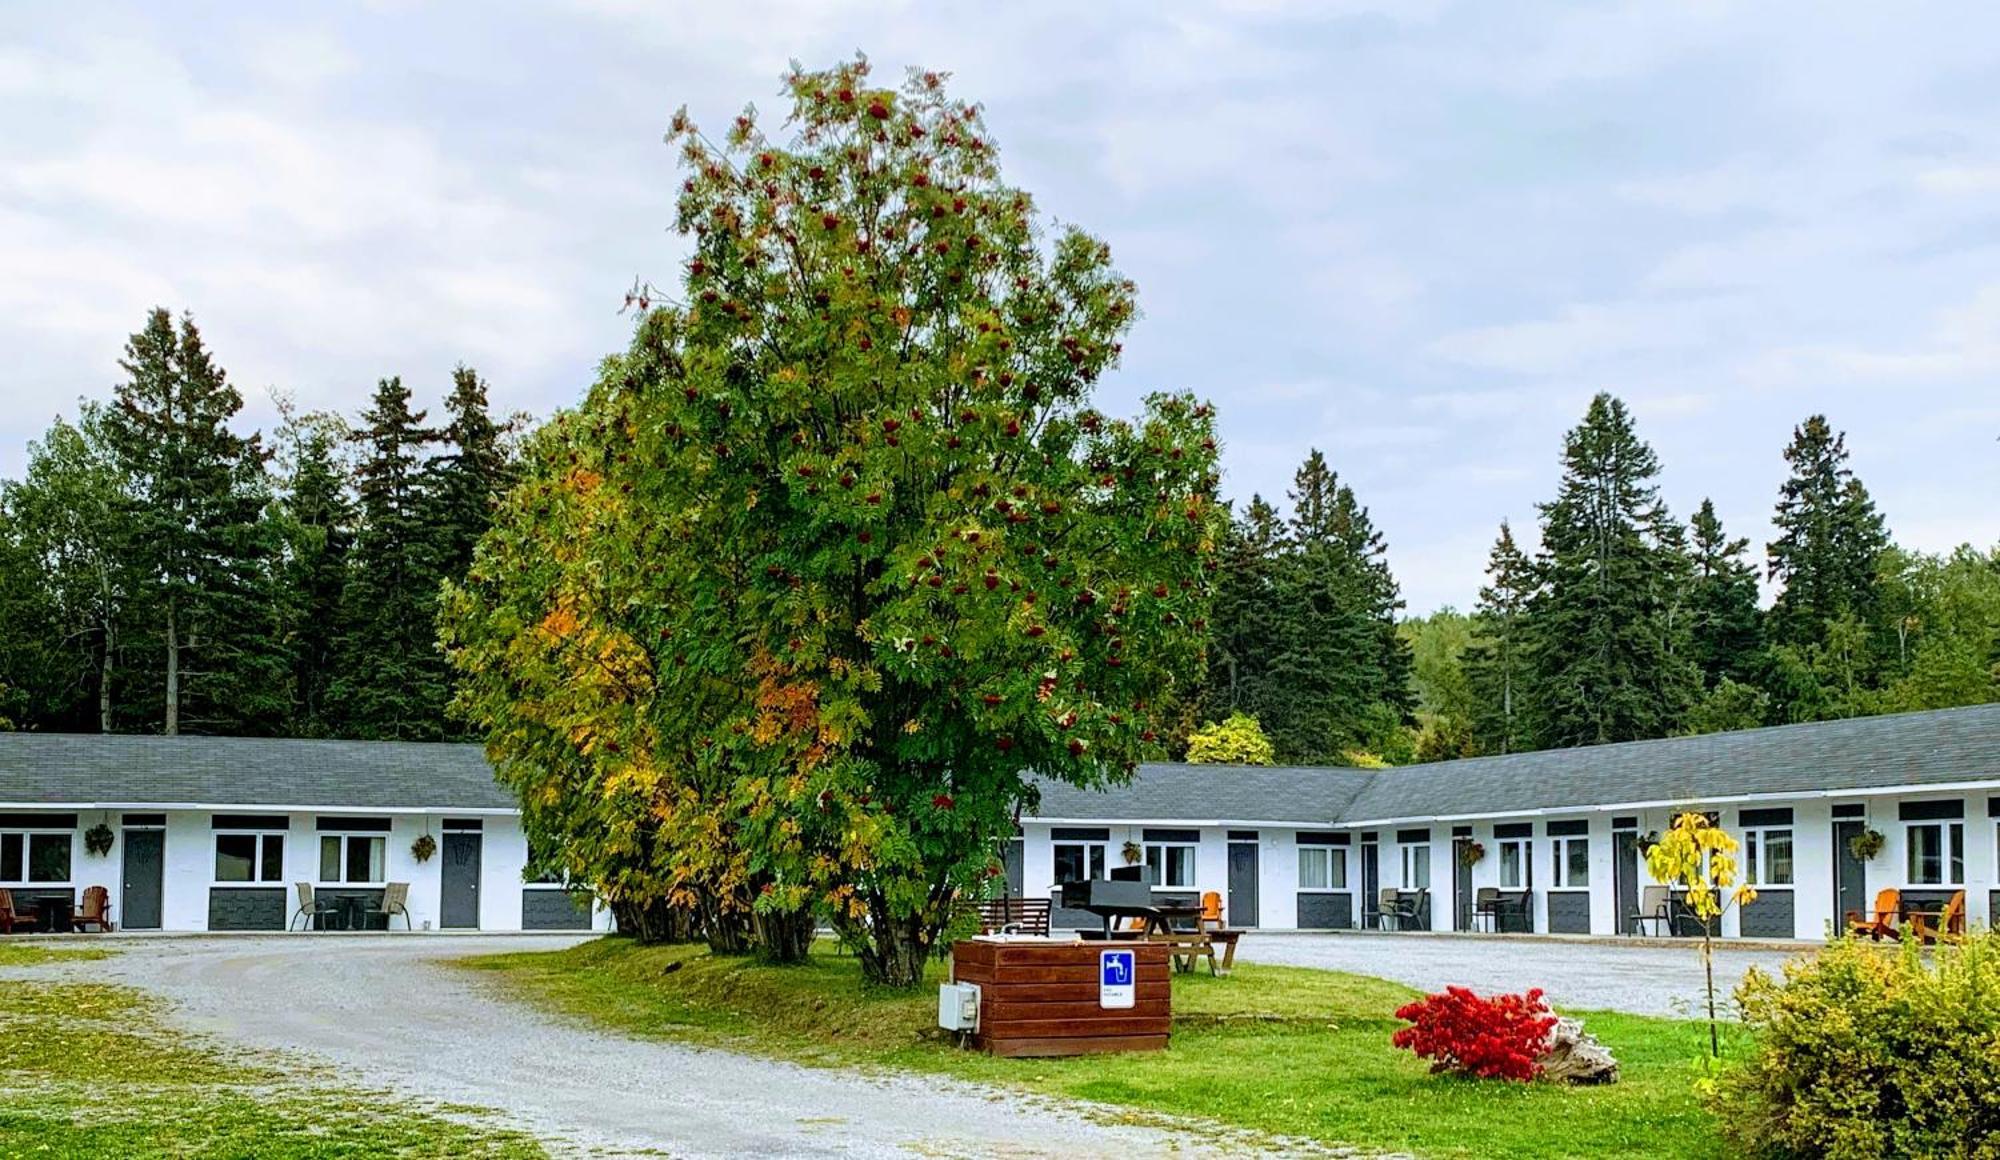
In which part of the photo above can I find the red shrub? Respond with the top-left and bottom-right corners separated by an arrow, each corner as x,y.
1391,986 -> 1558,1082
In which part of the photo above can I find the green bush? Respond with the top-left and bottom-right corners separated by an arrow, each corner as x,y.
1725,932 -> 2000,1158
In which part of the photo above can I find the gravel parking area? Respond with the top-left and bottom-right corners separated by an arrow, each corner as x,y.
1239,931 -> 1811,1018
69,935 -> 1232,1158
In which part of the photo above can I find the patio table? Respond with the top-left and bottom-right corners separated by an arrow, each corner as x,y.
31,895 -> 73,934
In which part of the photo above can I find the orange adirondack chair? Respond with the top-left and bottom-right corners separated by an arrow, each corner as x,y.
1912,890 -> 1966,945
1199,891 -> 1224,930
72,886 -> 114,933
1846,888 -> 1900,941
0,889 -> 17,935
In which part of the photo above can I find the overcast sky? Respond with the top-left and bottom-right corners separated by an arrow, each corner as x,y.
5,2 -> 1998,613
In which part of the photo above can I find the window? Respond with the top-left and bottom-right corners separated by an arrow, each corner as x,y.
1401,844 -> 1430,890
1498,839 -> 1531,889
1743,829 -> 1794,886
319,834 -> 387,883
1298,845 -> 1347,890
1051,827 -> 1109,884
1,830 -> 73,884
1550,837 -> 1590,888
214,832 -> 284,883
1142,828 -> 1199,889
1906,823 -> 1964,886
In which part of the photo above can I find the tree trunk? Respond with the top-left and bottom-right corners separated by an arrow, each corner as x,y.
610,896 -> 701,944
754,907 -> 817,964
858,902 -> 937,988
700,891 -> 755,955
164,602 -> 179,736
98,618 -> 115,734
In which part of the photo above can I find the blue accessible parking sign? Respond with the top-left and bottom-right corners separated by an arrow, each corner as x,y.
1099,948 -> 1135,1009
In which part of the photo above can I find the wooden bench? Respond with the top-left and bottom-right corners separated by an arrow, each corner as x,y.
975,896 -> 1051,937
1144,929 -> 1243,976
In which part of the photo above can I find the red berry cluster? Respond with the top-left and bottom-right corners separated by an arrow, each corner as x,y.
1389,986 -> 1557,1082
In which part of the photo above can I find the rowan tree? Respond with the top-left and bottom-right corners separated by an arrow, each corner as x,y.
443,58 -> 1218,985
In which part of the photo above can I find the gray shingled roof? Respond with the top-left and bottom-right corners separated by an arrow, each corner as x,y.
1337,703 -> 2000,823
1031,762 -> 1375,825
1028,704 -> 2000,826
0,733 -> 516,812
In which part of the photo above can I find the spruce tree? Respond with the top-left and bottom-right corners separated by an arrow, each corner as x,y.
101,309 -> 284,735
1523,393 -> 1698,748
428,364 -> 513,584
1262,450 -> 1412,764
272,407 -> 354,735
1464,520 -> 1535,755
330,377 -> 446,739
1687,499 -> 1763,688
1201,496 -> 1285,724
1767,415 -> 1889,648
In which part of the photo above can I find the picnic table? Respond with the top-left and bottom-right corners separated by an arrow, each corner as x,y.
1075,902 -> 1240,976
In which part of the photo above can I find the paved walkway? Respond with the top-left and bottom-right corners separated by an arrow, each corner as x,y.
27,934 -> 1266,1159
1238,931 -> 1812,1018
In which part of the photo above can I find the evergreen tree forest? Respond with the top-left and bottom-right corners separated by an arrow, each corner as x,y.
0,308 -> 516,739
3,314 -> 1993,764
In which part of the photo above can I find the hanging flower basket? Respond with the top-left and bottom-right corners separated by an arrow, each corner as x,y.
1848,828 -> 1885,862
84,823 -> 115,858
1121,840 -> 1143,866
411,833 -> 438,863
1458,840 -> 1486,868
1636,831 -> 1663,858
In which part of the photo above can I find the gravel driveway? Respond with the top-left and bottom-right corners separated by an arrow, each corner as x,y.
1239,932 -> 1810,1018
65,935 -> 1254,1158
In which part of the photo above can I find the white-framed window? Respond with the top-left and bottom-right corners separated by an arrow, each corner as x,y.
317,817 -> 390,885
213,829 -> 284,884
1550,836 -> 1590,888
1051,827 -> 1109,884
1142,828 -> 1199,889
0,826 -> 74,885
1401,844 -> 1430,890
1906,822 -> 1964,886
1498,838 -> 1531,889
1298,844 -> 1348,890
1743,828 -> 1794,886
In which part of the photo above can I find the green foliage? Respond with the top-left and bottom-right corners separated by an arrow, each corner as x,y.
1687,499 -> 1765,690
1201,450 -> 1413,766
101,309 -> 286,735
1725,933 -> 2000,1158
1185,712 -> 1275,765
1404,607 -> 1477,760
1767,416 -> 1889,658
1680,677 -> 1771,736
1465,520 -> 1536,755
442,59 -> 1217,985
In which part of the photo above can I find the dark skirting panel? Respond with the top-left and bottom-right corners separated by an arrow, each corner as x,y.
1296,892 -> 1352,929
208,887 -> 287,931
1740,890 -> 1795,938
521,888 -> 594,930
1547,891 -> 1591,934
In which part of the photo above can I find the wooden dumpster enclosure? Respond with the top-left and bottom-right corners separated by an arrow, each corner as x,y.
951,938 -> 1172,1057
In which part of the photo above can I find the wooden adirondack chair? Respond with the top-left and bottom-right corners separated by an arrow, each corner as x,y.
1199,891 -> 1224,931
1912,890 -> 1967,945
0,889 -> 18,935
71,886 -> 114,933
1846,887 -> 1901,941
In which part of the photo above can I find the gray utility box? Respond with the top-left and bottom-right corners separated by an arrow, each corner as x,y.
938,981 -> 981,1031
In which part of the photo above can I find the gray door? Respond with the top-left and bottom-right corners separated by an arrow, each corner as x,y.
1613,831 -> 1639,935
1834,820 -> 1866,924
441,832 -> 482,929
1226,841 -> 1259,928
1360,842 -> 1379,929
1453,839 -> 1474,931
121,829 -> 164,930
1002,838 -> 1024,898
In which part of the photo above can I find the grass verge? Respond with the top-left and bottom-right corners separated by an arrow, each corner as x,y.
463,937 -> 1742,1159
0,975 -> 543,1157
0,943 -> 115,966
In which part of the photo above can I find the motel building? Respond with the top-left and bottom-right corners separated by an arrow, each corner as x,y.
2,704 -> 1995,941
1012,703 -> 2000,941
0,734 -> 612,934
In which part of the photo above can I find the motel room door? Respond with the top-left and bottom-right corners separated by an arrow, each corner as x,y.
1226,835 -> 1259,928
1452,836 -> 1474,931
1833,818 -> 1867,927
121,827 -> 165,931
441,831 -> 483,929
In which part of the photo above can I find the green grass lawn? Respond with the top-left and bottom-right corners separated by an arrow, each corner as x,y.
0,943 -> 115,966
463,937 -> 1743,1159
0,973 -> 543,1157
